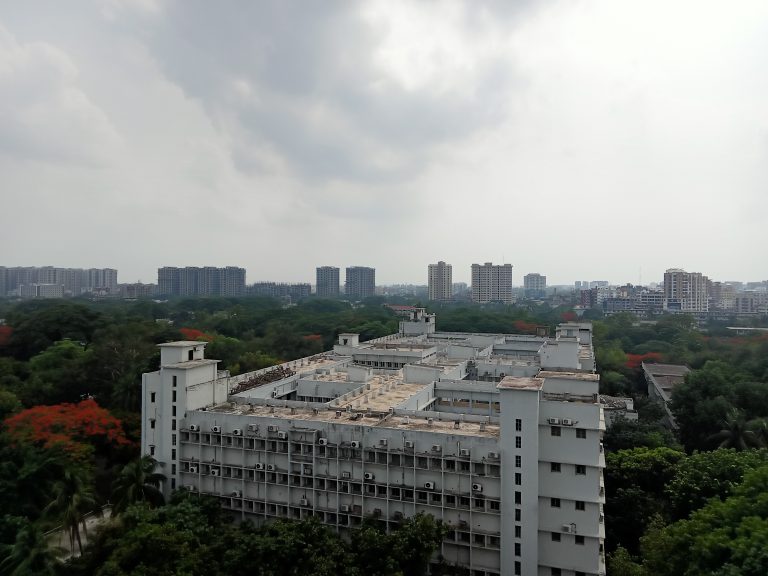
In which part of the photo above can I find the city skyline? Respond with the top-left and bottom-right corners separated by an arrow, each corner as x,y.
2,2 -> 768,285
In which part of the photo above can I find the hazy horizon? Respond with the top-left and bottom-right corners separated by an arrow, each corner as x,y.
2,1 -> 767,285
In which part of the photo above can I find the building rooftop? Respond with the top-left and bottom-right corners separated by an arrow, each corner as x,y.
163,359 -> 220,369
158,341 -> 208,348
497,376 -> 544,391
642,363 -> 691,376
538,371 -> 600,381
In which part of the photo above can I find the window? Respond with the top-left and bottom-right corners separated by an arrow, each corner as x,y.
515,542 -> 521,556
576,465 -> 586,475
551,426 -> 561,437
551,532 -> 561,542
575,535 -> 585,545
149,445 -> 155,456
515,418 -> 522,431
515,436 -> 522,449
171,464 -> 176,474
551,569 -> 561,576
514,561 -> 521,575
150,392 -> 156,403
551,498 -> 561,508
515,525 -> 521,538
515,473 -> 521,485
575,501 -> 585,511
515,491 -> 521,504
515,455 -> 522,468
172,390 -> 177,402
515,509 -> 521,521
150,420 -> 156,429
171,449 -> 176,459
172,375 -> 177,387
576,428 -> 586,439
172,406 -> 176,417
172,434 -> 176,446
171,419 -> 176,430
551,462 -> 561,473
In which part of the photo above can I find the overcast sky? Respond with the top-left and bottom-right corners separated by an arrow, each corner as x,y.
1,1 -> 767,285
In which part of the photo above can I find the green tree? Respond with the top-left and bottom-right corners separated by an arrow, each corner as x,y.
707,408 -> 763,451
110,456 -> 166,516
606,546 -> 645,576
0,521 -> 61,576
23,340 -> 93,406
44,468 -> 98,554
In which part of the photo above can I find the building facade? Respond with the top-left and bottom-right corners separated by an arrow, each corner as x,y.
157,267 -> 246,297
663,269 -> 709,312
524,274 -> 547,299
345,267 -> 375,300
142,315 -> 605,576
428,261 -> 453,301
250,282 -> 311,301
0,266 -> 118,297
316,267 -> 341,298
471,263 -> 514,304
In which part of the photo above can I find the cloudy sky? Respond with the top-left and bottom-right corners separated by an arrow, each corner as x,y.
1,1 -> 767,285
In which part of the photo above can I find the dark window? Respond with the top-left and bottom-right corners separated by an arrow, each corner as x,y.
551,569 -> 561,576
551,532 -> 561,542
577,428 -> 587,439
515,509 -> 521,521
576,535 -> 585,545
515,526 -> 521,538
515,436 -> 522,448
515,491 -> 521,504
576,465 -> 586,475
551,426 -> 561,437
188,350 -> 194,361
515,455 -> 521,467
551,498 -> 561,508
150,420 -> 156,429
172,391 -> 177,402
515,542 -> 521,556
172,375 -> 177,387
150,392 -> 156,403
514,562 -> 521,575
515,418 -> 522,431
551,462 -> 561,473
515,473 -> 521,485
576,501 -> 585,511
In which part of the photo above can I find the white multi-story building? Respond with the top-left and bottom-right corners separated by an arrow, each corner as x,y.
428,261 -> 453,301
142,314 -> 604,576
472,263 -> 514,304
524,274 -> 547,299
663,268 -> 709,312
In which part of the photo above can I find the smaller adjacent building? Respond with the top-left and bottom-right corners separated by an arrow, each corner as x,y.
523,273 -> 547,299
316,267 -> 340,298
643,363 -> 691,428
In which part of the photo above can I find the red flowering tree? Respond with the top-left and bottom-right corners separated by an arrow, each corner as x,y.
561,311 -> 578,322
3,399 -> 131,458
179,327 -> 213,342
625,352 -> 663,370
513,320 -> 539,334
0,325 -> 12,347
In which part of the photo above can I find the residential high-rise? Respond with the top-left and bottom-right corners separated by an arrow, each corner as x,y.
345,266 -> 375,300
471,263 -> 514,304
142,314 -> 604,576
663,269 -> 709,312
316,267 -> 340,298
0,266 -> 118,297
427,261 -> 452,301
157,266 -> 246,297
523,273 -> 547,299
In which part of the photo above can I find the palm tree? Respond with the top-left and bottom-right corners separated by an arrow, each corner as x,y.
43,468 -> 98,555
747,418 -> 768,447
0,522 -> 62,576
111,455 -> 166,515
707,408 -> 762,451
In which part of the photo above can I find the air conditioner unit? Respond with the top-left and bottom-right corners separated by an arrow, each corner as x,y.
379,439 -> 388,447
393,511 -> 404,520
350,441 -> 361,449
488,451 -> 500,459
188,466 -> 198,473
472,483 -> 483,492
212,425 -> 221,433
267,464 -> 276,471
184,484 -> 196,491
459,448 -> 470,457
404,440 -> 414,449
277,431 -> 288,440
562,524 -> 576,534
318,438 -> 328,446
247,424 -> 257,431
424,481 -> 435,490
341,471 -> 351,479
300,498 -> 309,506
232,490 -> 242,498
432,445 -> 442,453
271,390 -> 278,397
267,425 -> 278,432
255,463 -> 265,471
210,468 -> 220,476
364,473 -> 374,481
303,467 -> 312,475
548,418 -> 561,425
189,424 -> 200,432
340,504 -> 351,513
562,419 -> 574,426
232,429 -> 243,436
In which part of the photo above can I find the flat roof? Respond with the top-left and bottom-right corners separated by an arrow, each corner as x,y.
163,359 -> 219,369
497,376 -> 544,391
538,371 -> 599,381
642,363 -> 690,376
158,341 -> 207,348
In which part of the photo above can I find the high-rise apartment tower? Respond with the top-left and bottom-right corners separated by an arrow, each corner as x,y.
471,263 -> 514,304
428,261 -> 453,301
345,267 -> 375,300
316,267 -> 340,298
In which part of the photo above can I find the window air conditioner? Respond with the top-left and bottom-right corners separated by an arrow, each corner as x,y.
364,473 -> 374,480
472,483 -> 483,492
232,429 -> 243,436
424,481 -> 435,490
212,425 -> 221,433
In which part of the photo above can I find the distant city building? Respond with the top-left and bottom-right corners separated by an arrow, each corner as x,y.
428,261 -> 452,301
643,362 -> 691,428
345,266 -> 375,300
119,283 -> 158,299
734,292 -> 768,315
157,267 -> 246,297
663,269 -> 709,312
250,282 -> 311,301
316,267 -> 340,298
471,262 -> 514,304
709,282 -> 736,311
523,273 -> 547,299
0,266 -> 118,298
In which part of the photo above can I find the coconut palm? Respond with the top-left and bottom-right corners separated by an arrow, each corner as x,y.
111,455 -> 166,515
0,522 -> 62,576
707,408 -> 762,451
43,468 -> 98,555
